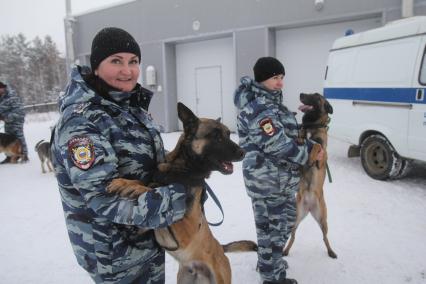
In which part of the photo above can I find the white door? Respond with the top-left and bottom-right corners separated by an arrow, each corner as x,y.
195,66 -> 223,119
409,36 -> 426,161
275,18 -> 381,114
176,37 -> 235,131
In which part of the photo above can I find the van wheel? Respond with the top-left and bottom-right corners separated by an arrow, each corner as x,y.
360,135 -> 402,180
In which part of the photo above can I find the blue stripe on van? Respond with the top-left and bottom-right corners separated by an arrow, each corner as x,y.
324,87 -> 426,104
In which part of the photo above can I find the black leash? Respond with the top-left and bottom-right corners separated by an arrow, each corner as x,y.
326,162 -> 333,183
204,183 -> 224,226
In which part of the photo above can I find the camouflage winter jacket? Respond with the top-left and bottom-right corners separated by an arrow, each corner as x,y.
51,66 -> 187,276
0,87 -> 25,123
234,76 -> 314,198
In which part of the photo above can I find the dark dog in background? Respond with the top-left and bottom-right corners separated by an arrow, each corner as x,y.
0,133 -> 23,163
283,93 -> 337,259
107,102 -> 257,284
35,140 -> 53,173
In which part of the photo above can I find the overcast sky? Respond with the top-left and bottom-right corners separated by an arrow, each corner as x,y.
0,0 -> 125,55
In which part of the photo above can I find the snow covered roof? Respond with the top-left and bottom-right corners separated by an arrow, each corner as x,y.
71,0 -> 137,17
331,16 -> 426,50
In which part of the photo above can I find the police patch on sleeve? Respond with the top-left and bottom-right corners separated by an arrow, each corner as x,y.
259,118 -> 276,136
68,136 -> 95,170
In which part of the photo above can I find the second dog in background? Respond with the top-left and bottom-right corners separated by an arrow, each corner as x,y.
0,133 -> 23,163
35,140 -> 53,173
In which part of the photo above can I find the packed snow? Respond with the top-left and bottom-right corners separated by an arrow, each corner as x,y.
1,112 -> 425,284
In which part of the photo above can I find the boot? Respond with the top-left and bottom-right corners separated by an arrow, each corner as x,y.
20,155 -> 29,163
263,279 -> 298,284
0,156 -> 11,164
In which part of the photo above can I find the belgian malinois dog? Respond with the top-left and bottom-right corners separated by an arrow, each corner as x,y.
107,102 -> 257,284
283,93 -> 337,259
0,133 -> 23,163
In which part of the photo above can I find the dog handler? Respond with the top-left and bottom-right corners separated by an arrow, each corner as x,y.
51,27 -> 187,283
0,81 -> 29,163
234,57 -> 323,284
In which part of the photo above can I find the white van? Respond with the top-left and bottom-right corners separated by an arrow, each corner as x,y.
324,16 -> 426,180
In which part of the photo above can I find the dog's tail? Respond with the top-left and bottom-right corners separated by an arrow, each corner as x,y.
34,139 -> 45,151
222,240 -> 258,253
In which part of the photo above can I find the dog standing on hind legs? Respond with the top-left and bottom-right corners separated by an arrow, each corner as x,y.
283,92 -> 337,259
35,140 -> 53,173
107,102 -> 258,284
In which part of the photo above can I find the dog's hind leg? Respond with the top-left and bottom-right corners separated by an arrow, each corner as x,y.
311,193 -> 337,259
41,160 -> 46,173
47,160 -> 54,172
177,261 -> 216,284
283,196 -> 309,256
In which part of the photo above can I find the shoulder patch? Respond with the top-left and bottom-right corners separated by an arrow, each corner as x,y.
259,118 -> 276,136
68,136 -> 95,170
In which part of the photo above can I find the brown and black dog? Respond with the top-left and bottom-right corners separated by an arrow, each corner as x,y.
0,133 -> 23,163
107,102 -> 257,284
283,93 -> 337,259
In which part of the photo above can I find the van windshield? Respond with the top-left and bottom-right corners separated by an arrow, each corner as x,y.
420,45 -> 426,85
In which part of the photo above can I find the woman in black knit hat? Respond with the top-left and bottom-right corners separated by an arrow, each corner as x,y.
51,27 -> 188,283
234,57 -> 324,284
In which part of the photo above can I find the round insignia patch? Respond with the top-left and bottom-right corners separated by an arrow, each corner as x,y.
259,118 -> 276,136
68,136 -> 95,170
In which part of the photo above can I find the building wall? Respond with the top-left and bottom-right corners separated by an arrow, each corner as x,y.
70,0 -> 426,131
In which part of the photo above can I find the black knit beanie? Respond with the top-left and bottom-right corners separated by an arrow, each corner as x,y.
90,27 -> 141,71
253,57 -> 285,83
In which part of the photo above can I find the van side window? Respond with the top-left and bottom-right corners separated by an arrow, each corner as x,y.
419,45 -> 426,85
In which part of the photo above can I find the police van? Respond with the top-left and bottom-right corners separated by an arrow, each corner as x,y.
324,16 -> 426,180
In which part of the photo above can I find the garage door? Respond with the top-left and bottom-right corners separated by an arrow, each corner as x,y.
176,37 -> 236,131
276,18 -> 381,114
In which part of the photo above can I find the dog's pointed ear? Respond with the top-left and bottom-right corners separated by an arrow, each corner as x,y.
216,117 -> 221,122
177,102 -> 199,134
324,100 -> 333,114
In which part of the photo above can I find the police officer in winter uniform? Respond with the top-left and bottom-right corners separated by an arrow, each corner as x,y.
51,27 -> 187,283
234,57 -> 322,284
0,81 -> 29,163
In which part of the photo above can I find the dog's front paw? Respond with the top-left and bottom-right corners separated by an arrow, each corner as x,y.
158,163 -> 171,172
296,137 -> 305,145
107,178 -> 151,198
308,144 -> 322,167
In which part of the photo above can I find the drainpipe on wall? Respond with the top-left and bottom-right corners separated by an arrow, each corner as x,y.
401,0 -> 414,18
64,0 -> 76,76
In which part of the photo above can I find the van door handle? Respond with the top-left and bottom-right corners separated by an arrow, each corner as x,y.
416,89 -> 424,101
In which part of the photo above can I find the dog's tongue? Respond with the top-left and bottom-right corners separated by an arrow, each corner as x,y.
222,162 -> 234,174
298,104 -> 313,113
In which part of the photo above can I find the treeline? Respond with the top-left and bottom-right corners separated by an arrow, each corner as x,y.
0,34 -> 67,106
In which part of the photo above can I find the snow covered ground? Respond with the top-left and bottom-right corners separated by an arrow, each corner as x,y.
1,112 -> 425,284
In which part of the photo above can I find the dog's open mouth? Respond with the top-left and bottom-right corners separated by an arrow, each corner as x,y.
298,104 -> 313,113
219,161 -> 234,175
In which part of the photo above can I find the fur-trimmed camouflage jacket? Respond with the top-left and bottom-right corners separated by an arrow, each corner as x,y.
51,66 -> 186,277
0,86 -> 25,123
234,76 -> 314,197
